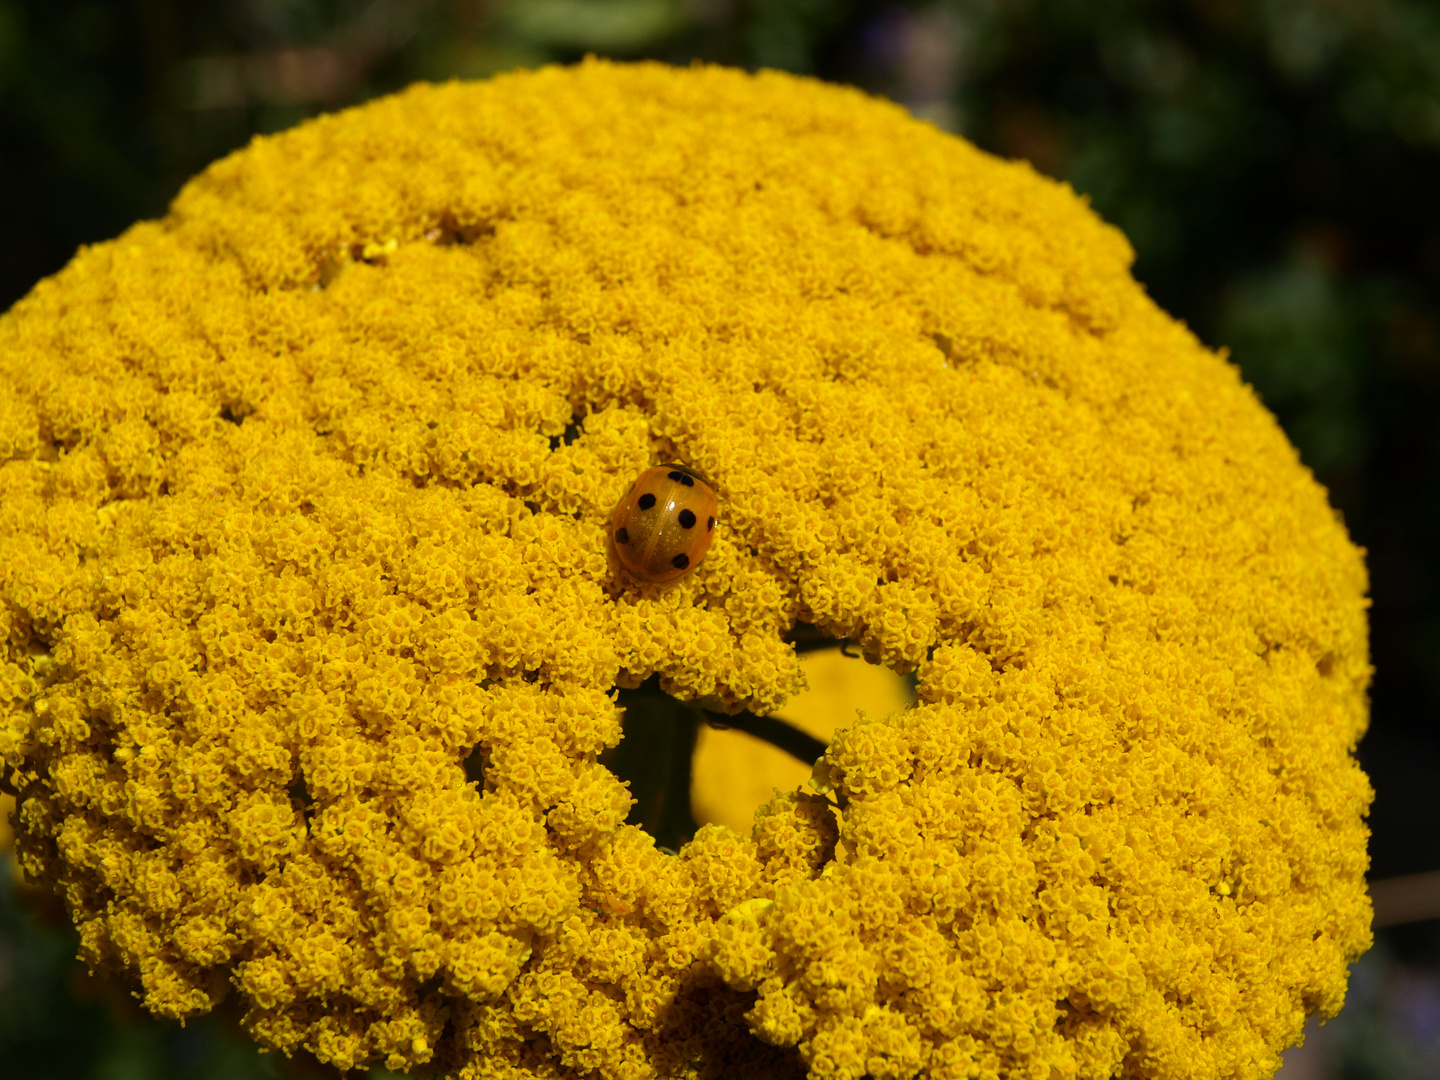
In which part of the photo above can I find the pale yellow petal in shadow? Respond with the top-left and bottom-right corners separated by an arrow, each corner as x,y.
691,649 -> 913,833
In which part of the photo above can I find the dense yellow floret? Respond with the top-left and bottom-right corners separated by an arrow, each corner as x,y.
0,60 -> 1370,1079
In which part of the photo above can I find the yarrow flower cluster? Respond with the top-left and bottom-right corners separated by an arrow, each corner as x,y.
0,60 -> 1370,1080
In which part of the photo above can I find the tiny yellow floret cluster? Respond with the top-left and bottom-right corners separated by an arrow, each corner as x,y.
0,61 -> 1370,1080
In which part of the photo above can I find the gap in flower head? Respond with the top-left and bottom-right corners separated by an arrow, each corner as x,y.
287,772 -> 314,824
606,631 -> 918,847
785,619 -> 851,655
933,331 -> 957,365
548,419 -> 582,451
423,212 -> 501,247
604,677 -> 703,852
463,744 -> 489,789
312,231 -> 417,289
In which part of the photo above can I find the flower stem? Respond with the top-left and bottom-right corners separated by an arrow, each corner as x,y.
699,710 -> 826,766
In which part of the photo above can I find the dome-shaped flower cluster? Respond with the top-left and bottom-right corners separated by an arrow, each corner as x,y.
0,60 -> 1370,1079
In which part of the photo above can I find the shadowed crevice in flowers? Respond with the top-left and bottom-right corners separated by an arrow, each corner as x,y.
461,744 -> 489,789
603,686 -> 701,853
608,674 -> 832,851
548,420 -> 583,451
784,619 -> 856,656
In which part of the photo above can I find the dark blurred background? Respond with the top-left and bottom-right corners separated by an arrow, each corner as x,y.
1,1 -> 1437,1076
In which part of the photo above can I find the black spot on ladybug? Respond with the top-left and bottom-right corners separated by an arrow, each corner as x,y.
638,493 -> 656,510
678,509 -> 696,529
671,553 -> 690,570
615,527 -> 630,545
707,516 -> 714,531
668,470 -> 694,487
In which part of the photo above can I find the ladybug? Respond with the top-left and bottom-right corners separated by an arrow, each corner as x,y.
610,464 -> 719,583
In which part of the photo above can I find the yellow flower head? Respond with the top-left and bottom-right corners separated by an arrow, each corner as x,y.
0,60 -> 1370,1080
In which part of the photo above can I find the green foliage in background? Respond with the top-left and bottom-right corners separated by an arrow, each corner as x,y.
0,864 -> 286,1080
2,1 -> 1438,1078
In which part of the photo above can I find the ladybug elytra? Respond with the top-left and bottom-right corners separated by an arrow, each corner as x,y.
610,464 -> 719,583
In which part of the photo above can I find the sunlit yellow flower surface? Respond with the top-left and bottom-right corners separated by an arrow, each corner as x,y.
0,60 -> 1370,1080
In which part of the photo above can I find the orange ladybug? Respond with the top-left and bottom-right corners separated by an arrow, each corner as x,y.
610,464 -> 719,583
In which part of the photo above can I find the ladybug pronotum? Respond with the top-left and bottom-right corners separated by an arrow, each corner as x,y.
610,464 -> 719,583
